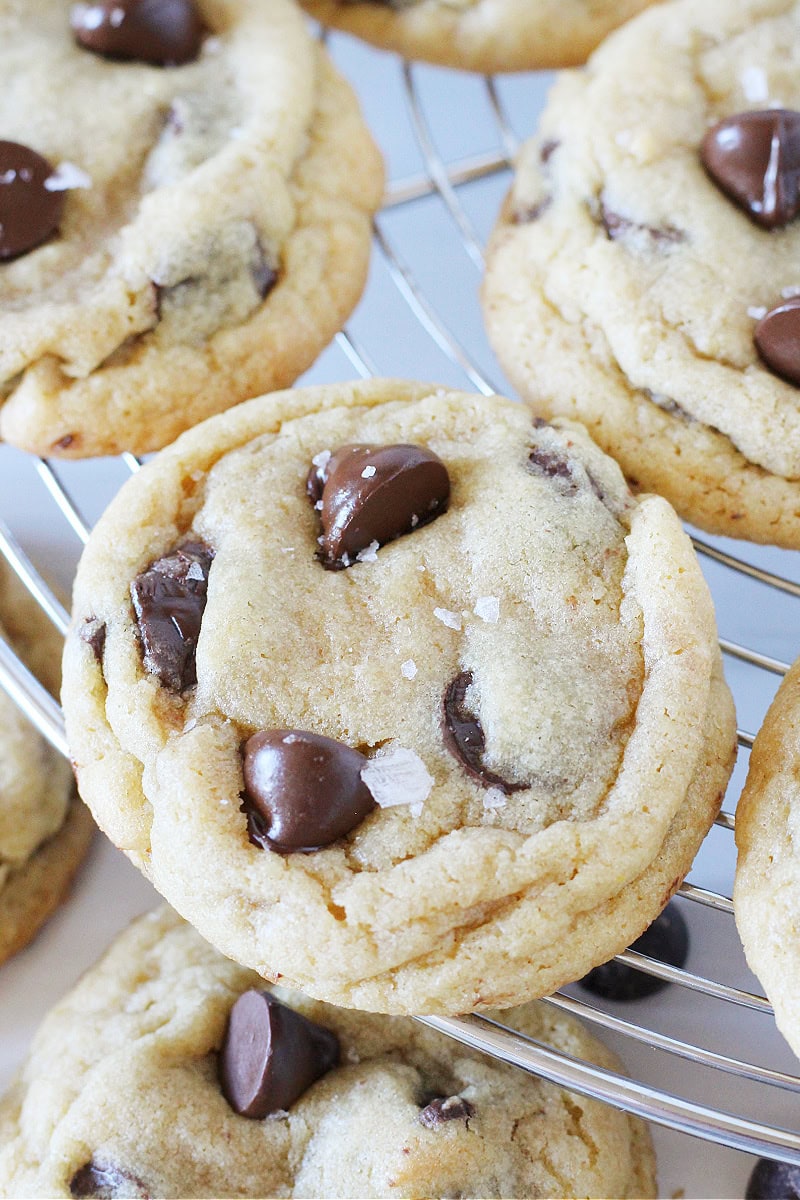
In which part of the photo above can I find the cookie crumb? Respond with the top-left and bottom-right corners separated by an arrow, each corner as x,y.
433,607 -> 462,631
474,596 -> 500,623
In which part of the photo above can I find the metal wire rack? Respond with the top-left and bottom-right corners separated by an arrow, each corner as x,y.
1,36 -> 799,1190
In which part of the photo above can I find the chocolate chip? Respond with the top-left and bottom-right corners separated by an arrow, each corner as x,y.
71,0 -> 203,66
0,142 -> 64,262
130,540 -> 213,692
578,902 -> 689,1001
600,202 -> 684,246
70,1159 -> 150,1198
219,990 -> 339,1119
419,1096 -> 475,1129
443,671 -> 526,796
80,617 -> 107,665
512,198 -> 550,224
702,109 -> 800,229
746,1159 -> 800,1199
307,443 -> 450,571
755,296 -> 800,386
241,729 -> 376,853
251,239 -> 277,300
527,446 -> 578,494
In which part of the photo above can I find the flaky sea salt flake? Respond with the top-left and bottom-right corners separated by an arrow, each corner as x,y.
356,540 -> 379,563
747,305 -> 768,320
361,464 -> 377,478
401,659 -> 417,679
483,788 -> 506,811
433,607 -> 462,631
741,65 -> 769,103
782,285 -> 800,299
44,162 -> 92,192
311,449 -> 331,470
361,745 -> 433,811
474,596 -> 500,623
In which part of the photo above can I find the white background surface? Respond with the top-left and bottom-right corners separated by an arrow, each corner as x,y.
1,26 -> 800,1200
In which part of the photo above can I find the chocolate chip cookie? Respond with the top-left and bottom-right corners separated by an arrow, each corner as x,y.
0,905 -> 657,1198
735,658 -> 800,1060
0,0 -> 383,458
483,0 -> 800,546
0,561 -> 93,964
62,379 -> 735,1015
300,0 -> 661,73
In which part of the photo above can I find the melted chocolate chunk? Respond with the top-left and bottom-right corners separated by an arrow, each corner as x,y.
0,142 -> 64,262
419,1096 -> 475,1128
70,1159 -> 150,1198
219,990 -> 339,1118
702,109 -> 800,229
130,540 -> 213,692
527,446 -> 578,494
512,198 -> 550,224
755,296 -> 800,386
241,729 -> 376,853
746,1159 -> 800,1199
71,0 -> 204,65
307,443 -> 450,570
600,202 -> 684,246
578,902 -> 689,1001
443,671 -> 526,796
251,239 -> 277,299
80,617 -> 107,665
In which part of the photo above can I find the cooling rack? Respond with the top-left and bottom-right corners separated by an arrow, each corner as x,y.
1,33 -> 798,1198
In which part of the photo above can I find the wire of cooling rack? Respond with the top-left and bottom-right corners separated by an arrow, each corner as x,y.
2,49 -> 800,1170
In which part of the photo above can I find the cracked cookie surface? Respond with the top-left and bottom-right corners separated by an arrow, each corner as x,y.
0,0 -> 383,458
0,905 -> 656,1199
62,379 -> 735,1015
300,0 -> 662,73
0,561 -> 93,964
483,0 -> 800,546
735,658 -> 800,1061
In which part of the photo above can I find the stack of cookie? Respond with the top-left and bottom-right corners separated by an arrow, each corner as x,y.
6,0 -> 791,1195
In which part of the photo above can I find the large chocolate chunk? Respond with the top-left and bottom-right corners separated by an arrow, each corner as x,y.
219,990 -> 339,1118
0,142 -> 64,262
755,296 -> 800,385
599,203 -> 684,246
70,1159 -> 150,1198
419,1096 -> 475,1128
130,540 -> 213,692
702,109 -> 800,229
442,671 -> 525,795
307,443 -> 450,570
241,729 -> 375,853
71,0 -> 203,66
746,1159 -> 800,1199
579,902 -> 689,1001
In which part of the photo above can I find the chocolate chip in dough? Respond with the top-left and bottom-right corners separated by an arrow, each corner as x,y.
130,540 -> 213,692
219,990 -> 339,1118
755,296 -> 800,386
578,902 -> 689,1000
241,729 -> 376,853
307,443 -> 450,570
0,142 -> 64,262
69,1159 -> 150,1198
71,0 -> 203,66
443,671 -> 526,795
746,1159 -> 800,1199
702,109 -> 800,229
80,617 -> 107,664
419,1096 -> 475,1128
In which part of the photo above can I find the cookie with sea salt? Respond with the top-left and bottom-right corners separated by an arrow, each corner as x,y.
0,905 -> 656,1199
300,0 -> 662,74
0,561 -> 93,963
0,0 -> 383,458
483,0 -> 800,546
735,658 -> 800,1061
62,379 -> 735,1015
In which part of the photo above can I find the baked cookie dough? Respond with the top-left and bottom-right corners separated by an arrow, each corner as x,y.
0,0 -> 383,459
300,0 -> 662,74
0,905 -> 656,1199
483,0 -> 800,546
0,561 -> 93,964
62,379 -> 736,1015
735,658 -> 800,1060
